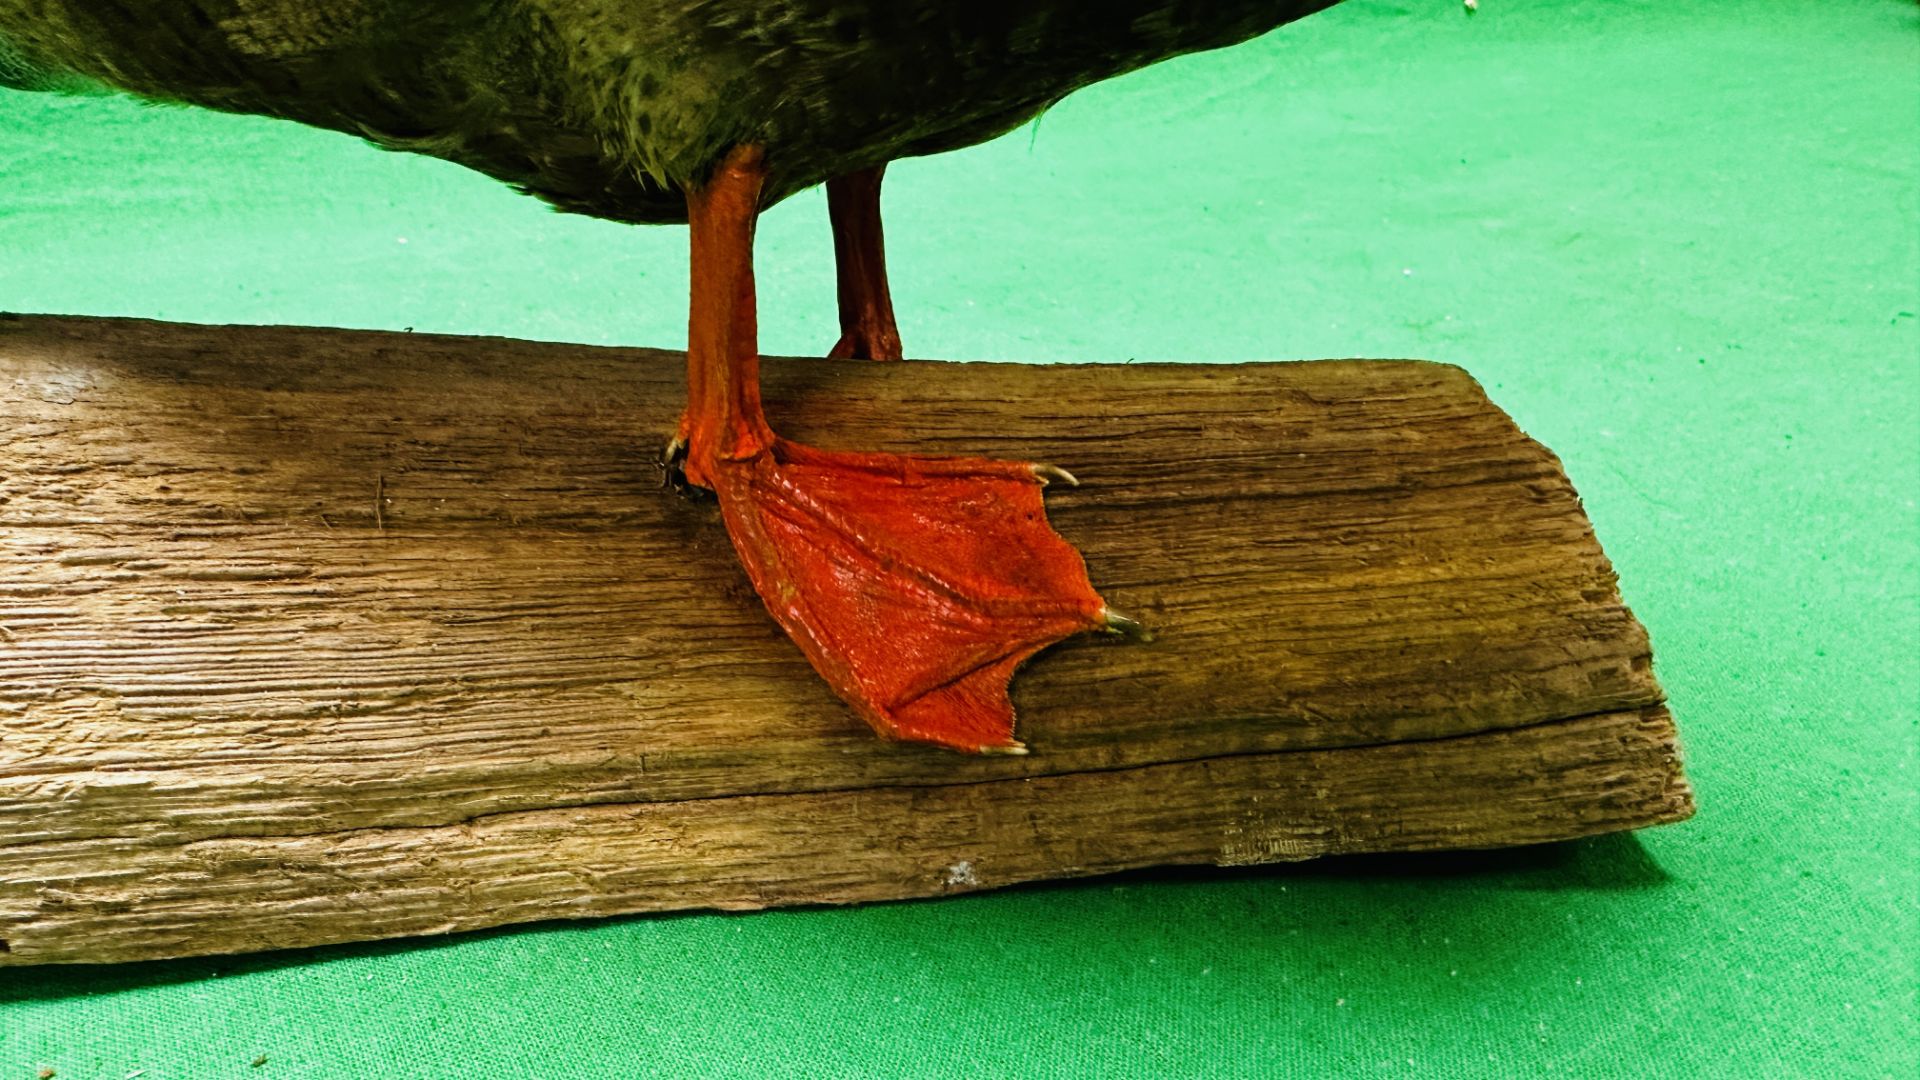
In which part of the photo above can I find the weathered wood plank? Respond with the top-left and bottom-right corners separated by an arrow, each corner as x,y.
0,314 -> 1691,965
2,706 -> 1687,966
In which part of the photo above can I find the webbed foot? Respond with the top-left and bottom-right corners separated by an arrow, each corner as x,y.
705,438 -> 1110,752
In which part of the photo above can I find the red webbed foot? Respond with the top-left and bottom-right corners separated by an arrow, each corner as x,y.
681,145 -> 1137,753
701,439 -> 1113,752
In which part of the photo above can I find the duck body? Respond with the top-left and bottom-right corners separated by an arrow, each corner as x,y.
0,1 -> 1336,222
3,0 -> 1351,753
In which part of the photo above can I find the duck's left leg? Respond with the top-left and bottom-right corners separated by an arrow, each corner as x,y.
825,164 -> 902,361
681,144 -> 1124,754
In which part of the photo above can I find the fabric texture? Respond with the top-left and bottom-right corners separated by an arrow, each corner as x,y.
1,1 -> 1914,1076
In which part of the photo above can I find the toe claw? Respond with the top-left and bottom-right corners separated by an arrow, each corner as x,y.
1032,463 -> 1079,488
1100,606 -> 1153,642
657,435 -> 710,499
978,740 -> 1030,757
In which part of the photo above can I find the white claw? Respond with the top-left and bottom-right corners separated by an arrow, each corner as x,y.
1100,606 -> 1152,642
1032,463 -> 1079,487
980,741 -> 1030,756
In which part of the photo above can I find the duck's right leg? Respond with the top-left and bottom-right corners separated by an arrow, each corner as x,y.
668,161 -> 906,490
681,145 -> 1124,754
664,160 -> 900,487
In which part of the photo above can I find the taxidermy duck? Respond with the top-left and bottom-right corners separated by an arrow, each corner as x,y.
0,1 -> 1343,753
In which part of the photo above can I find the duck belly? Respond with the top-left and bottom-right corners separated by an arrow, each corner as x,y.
0,1 -> 1338,223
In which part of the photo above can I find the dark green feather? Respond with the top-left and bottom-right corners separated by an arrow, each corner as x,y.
0,1 -> 1341,223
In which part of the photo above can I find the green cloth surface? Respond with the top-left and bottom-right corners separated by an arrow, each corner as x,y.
2,0 -> 1914,1076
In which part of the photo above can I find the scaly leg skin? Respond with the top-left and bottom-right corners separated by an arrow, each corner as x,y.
681,144 -> 1127,754
663,162 -> 896,492
825,164 -> 904,362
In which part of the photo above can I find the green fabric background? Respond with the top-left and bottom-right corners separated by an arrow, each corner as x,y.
2,1 -> 1914,1076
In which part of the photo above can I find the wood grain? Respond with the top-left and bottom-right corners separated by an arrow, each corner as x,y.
0,314 -> 1692,965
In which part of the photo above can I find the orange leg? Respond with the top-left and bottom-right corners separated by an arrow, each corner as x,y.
826,165 -> 904,361
680,145 -> 1129,754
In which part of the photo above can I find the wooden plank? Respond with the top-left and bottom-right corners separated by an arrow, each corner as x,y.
0,314 -> 1691,965
4,706 -> 1686,966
